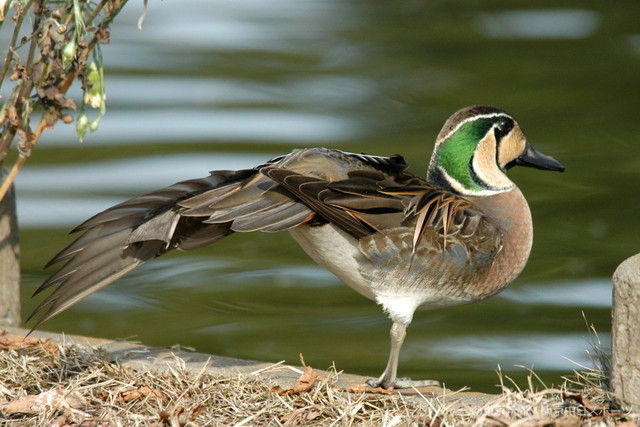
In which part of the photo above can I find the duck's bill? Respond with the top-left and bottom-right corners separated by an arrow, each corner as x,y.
511,145 -> 565,172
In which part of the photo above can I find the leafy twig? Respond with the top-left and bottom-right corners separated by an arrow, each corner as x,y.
0,0 -> 129,202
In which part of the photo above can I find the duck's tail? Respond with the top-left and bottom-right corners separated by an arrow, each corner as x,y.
28,166 -> 313,329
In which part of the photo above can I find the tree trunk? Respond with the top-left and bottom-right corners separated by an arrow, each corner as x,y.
0,170 -> 21,327
611,254 -> 640,412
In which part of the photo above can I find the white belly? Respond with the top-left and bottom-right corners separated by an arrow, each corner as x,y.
289,224 -> 458,325
289,224 -> 376,301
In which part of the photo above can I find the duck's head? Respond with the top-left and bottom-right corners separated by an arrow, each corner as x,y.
427,105 -> 564,197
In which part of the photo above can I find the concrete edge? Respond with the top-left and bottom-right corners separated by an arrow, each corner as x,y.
2,326 -> 496,408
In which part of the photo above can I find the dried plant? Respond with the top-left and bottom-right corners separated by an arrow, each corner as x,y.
0,0 -> 133,202
0,331 -> 637,426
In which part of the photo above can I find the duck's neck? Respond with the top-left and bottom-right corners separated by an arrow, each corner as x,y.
468,187 -> 533,296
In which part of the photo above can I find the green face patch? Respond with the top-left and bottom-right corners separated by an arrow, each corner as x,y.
436,118 -> 496,191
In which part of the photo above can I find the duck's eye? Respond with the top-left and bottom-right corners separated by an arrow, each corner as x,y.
494,117 -> 514,140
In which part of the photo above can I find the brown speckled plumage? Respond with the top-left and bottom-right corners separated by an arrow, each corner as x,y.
29,106 -> 564,389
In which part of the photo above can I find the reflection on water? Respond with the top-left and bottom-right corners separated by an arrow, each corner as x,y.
628,35 -> 640,54
478,10 -> 600,39
501,279 -> 611,308
101,76 -> 377,108
11,0 -> 639,391
124,0 -> 355,52
38,110 -> 362,145
422,333 -> 607,370
16,154 -> 273,227
18,154 -> 272,192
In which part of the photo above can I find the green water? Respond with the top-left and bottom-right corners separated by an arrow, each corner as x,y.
7,1 -> 640,392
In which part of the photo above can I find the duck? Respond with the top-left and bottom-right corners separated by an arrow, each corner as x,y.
29,105 -> 564,389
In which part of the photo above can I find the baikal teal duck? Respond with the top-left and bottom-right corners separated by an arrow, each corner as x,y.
29,105 -> 564,389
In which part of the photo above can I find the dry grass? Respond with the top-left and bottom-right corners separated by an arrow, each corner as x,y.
0,334 -> 637,426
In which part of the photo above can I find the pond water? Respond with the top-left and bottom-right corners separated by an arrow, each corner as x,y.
7,0 -> 640,392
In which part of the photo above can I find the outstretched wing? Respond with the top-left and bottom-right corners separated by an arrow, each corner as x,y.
30,147 -> 499,328
29,149 -> 409,327
28,171 -> 254,328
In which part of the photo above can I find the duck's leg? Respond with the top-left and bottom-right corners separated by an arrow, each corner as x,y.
367,321 -> 440,389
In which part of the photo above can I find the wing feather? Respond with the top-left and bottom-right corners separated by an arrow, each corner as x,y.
32,147 -> 495,330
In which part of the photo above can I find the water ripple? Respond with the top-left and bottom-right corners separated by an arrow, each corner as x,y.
479,9 -> 599,39
16,153 -> 275,227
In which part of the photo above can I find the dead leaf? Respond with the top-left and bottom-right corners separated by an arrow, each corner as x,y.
481,415 -> 513,427
291,366 -> 321,393
0,389 -> 84,415
562,391 -> 604,415
96,27 -> 111,44
0,330 -> 59,354
9,64 -> 27,82
156,406 -> 195,426
121,385 -> 164,402
283,408 -> 322,424
303,410 -> 321,422
414,416 -> 444,426
554,414 -> 583,427
157,410 -> 171,423
270,385 -> 287,394
347,384 -> 394,395
50,413 -> 71,427
270,366 -> 322,395
37,85 -> 77,110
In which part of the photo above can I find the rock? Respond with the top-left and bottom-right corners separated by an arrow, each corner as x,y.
611,254 -> 640,412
